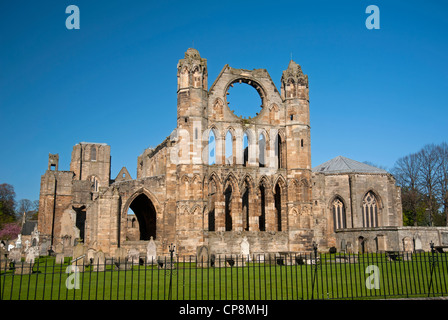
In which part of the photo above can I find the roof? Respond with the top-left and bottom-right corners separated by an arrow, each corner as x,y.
312,156 -> 388,174
21,220 -> 38,235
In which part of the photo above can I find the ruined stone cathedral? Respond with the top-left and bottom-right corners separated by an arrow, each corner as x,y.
37,48 -> 410,258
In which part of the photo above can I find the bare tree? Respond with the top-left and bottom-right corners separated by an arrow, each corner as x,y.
16,199 -> 33,215
417,144 -> 442,226
392,153 -> 422,226
437,142 -> 448,225
393,143 -> 448,226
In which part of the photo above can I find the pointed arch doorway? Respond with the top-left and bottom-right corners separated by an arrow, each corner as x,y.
128,193 -> 157,240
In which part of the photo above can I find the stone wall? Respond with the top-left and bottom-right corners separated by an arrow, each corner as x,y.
334,226 -> 448,253
312,171 -> 403,251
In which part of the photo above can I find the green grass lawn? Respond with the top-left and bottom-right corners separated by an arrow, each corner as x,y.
1,253 -> 447,300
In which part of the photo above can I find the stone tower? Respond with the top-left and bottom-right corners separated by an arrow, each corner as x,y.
174,49 -> 209,251
70,142 -> 111,191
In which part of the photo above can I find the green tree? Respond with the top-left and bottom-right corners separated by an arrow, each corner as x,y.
0,183 -> 17,228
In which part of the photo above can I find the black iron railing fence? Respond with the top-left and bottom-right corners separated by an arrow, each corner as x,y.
1,251 -> 447,300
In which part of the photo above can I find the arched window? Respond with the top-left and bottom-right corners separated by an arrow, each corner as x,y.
258,133 -> 266,167
224,184 -> 233,231
363,191 -> 379,227
241,179 -> 250,231
275,134 -> 284,169
243,132 -> 249,167
287,79 -> 296,98
180,67 -> 189,88
332,197 -> 346,230
274,183 -> 282,231
91,145 -> 97,161
225,130 -> 233,165
193,67 -> 201,88
208,130 -> 216,165
258,184 -> 266,231
208,179 -> 217,231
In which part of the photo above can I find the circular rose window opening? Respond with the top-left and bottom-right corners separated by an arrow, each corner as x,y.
225,81 -> 263,119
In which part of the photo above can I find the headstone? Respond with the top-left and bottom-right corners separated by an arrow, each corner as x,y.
8,244 -> 14,252
39,239 -> 49,256
240,237 -> 250,261
114,247 -> 128,263
72,243 -> 86,271
14,262 -> 33,275
128,248 -> 140,265
15,234 -> 22,249
415,236 -> 423,251
55,253 -> 65,264
196,245 -> 209,268
25,247 -> 38,264
112,247 -> 130,270
54,242 -> 64,254
441,232 -> 448,246
146,237 -> 157,264
254,253 -> 265,263
62,235 -> 74,257
9,248 -> 22,263
93,251 -> 106,271
86,248 -> 96,265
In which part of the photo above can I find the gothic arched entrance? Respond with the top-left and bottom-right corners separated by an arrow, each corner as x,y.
128,193 -> 157,240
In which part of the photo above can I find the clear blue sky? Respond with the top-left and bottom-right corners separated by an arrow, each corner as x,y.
1,0 -> 447,203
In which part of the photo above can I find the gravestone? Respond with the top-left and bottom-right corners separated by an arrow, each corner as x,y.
128,248 -> 140,265
14,261 -> 33,275
15,235 -> 22,249
25,250 -> 34,264
442,232 -> 448,246
114,247 -> 130,270
39,239 -> 49,256
72,243 -> 86,271
196,245 -> 209,268
240,237 -> 250,261
86,248 -> 96,265
56,253 -> 65,264
9,248 -> 22,263
25,247 -> 39,264
114,247 -> 127,263
415,236 -> 423,251
54,242 -> 64,255
93,251 -> 106,271
146,237 -> 157,264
